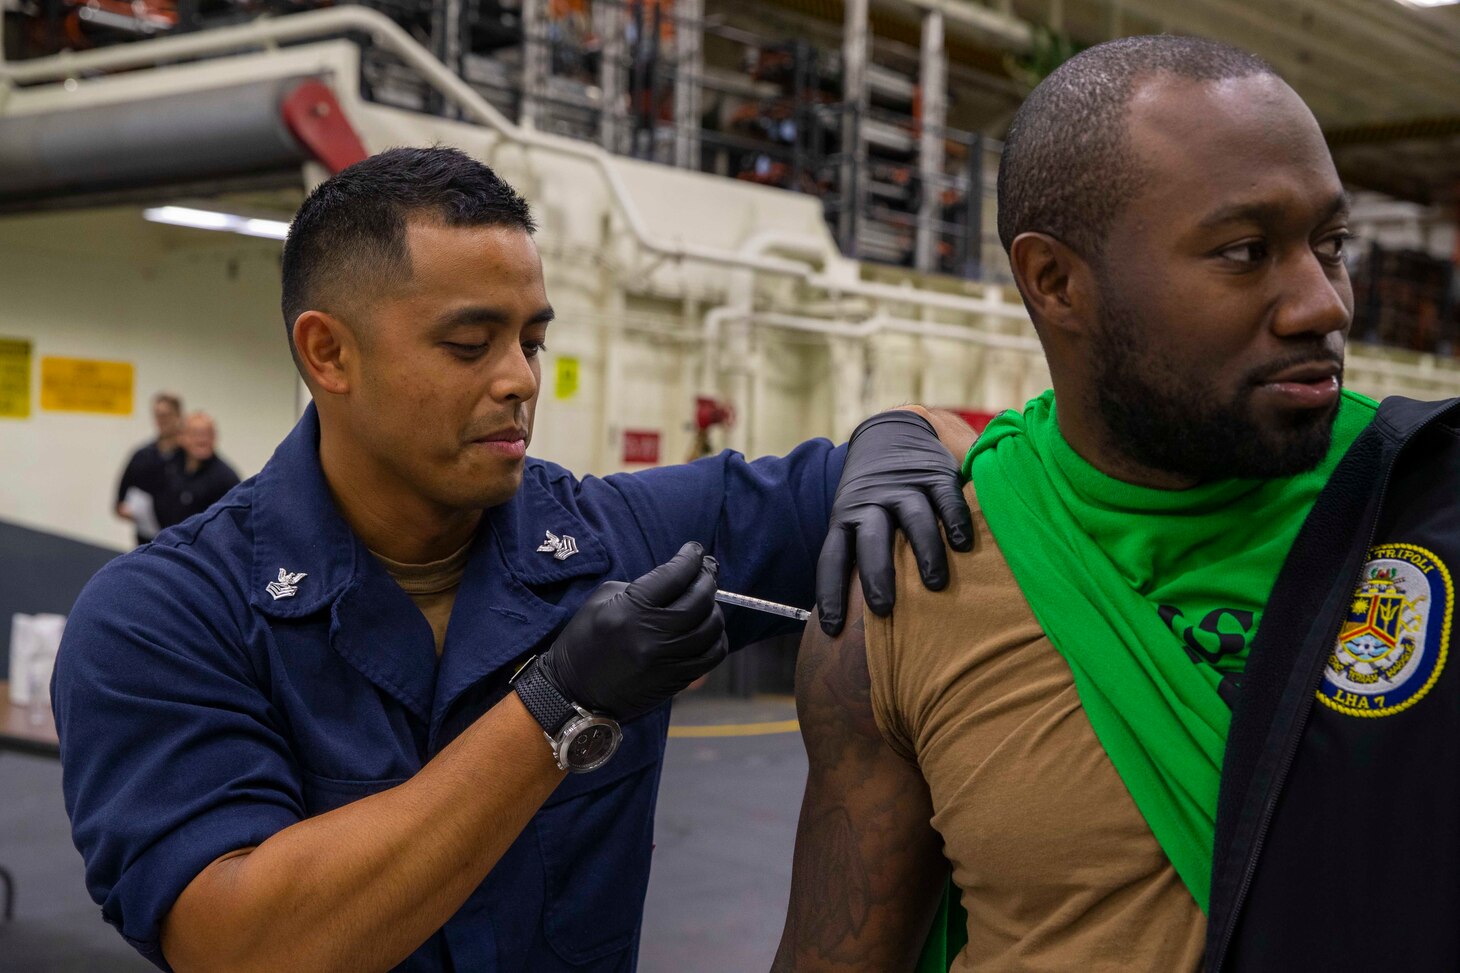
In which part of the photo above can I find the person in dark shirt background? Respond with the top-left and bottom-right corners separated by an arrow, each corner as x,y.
115,391 -> 184,545
155,411 -> 241,530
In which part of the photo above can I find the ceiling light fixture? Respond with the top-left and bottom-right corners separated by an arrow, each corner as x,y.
143,205 -> 290,241
1393,0 -> 1460,7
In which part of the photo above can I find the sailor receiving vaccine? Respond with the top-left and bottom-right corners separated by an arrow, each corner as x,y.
52,147 -> 973,973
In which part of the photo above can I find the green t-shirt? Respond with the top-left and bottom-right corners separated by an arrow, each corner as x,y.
915,388 -> 1377,972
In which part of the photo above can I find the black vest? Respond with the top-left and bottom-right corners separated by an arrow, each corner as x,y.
1208,396 -> 1460,970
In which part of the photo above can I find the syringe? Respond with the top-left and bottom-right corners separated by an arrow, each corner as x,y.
714,589 -> 812,622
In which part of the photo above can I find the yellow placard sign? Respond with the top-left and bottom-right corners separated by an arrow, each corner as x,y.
0,338 -> 31,419
40,356 -> 134,415
554,356 -> 580,400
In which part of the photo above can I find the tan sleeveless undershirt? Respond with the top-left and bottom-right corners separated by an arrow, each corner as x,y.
373,541 -> 472,657
865,482 -> 1206,971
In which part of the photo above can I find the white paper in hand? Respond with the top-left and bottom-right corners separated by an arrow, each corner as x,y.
123,486 -> 161,540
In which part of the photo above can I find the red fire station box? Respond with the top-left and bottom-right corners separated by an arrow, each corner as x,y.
622,429 -> 662,465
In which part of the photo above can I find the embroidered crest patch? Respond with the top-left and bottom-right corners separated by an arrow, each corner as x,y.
1318,543 -> 1452,718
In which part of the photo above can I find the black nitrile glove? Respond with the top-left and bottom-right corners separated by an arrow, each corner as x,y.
540,541 -> 729,721
816,410 -> 973,636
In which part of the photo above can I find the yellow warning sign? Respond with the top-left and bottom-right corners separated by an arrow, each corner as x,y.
554,356 -> 580,400
40,356 -> 134,415
0,338 -> 31,419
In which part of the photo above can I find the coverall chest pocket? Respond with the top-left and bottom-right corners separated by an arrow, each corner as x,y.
534,707 -> 668,966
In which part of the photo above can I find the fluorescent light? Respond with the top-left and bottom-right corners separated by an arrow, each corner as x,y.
238,218 -> 291,240
1394,0 -> 1459,7
146,205 -> 233,229
143,205 -> 290,241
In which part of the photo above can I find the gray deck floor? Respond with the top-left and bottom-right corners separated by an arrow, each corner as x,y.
0,694 -> 805,972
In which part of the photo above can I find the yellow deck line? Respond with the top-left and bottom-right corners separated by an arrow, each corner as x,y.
668,719 -> 801,738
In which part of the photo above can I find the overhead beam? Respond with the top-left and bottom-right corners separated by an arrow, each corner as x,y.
1114,0 -> 1418,122
1320,0 -> 1460,71
1188,0 -> 1460,114
1258,0 -> 1460,97
1327,115 -> 1460,148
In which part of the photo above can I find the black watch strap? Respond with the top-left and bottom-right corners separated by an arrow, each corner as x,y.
512,657 -> 577,737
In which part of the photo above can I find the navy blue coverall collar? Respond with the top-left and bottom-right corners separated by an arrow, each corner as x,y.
247,403 -> 612,747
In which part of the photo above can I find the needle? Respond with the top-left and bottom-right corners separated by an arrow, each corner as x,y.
714,590 -> 812,622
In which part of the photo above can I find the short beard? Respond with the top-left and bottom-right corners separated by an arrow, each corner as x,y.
1088,300 -> 1341,482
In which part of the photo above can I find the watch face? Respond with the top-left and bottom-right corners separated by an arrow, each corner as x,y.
563,718 -> 621,773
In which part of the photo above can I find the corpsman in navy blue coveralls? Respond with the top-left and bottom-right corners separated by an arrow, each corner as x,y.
53,147 -> 974,973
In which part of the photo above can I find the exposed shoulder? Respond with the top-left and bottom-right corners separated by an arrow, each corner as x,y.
795,584 -> 882,752
776,582 -> 946,972
929,410 -> 977,462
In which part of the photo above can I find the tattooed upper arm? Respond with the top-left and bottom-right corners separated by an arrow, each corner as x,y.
772,581 -> 947,973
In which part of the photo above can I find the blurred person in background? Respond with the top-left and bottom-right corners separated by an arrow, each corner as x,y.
114,390 -> 183,545
154,411 -> 241,531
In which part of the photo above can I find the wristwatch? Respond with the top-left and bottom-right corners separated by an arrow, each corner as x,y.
510,655 -> 622,774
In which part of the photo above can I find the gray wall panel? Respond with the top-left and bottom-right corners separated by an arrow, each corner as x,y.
0,520 -> 120,675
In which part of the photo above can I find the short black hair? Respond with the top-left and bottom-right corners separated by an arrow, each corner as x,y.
996,35 -> 1276,261
281,146 -> 536,359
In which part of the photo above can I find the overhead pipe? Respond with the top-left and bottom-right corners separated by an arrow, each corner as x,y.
707,308 -> 1460,440
0,77 -> 313,200
749,312 -> 1460,391
751,311 -> 1043,352
701,300 -> 1036,404
718,229 -> 1032,324
700,227 -> 1030,406
1346,352 -> 1460,389
807,275 -> 1028,319
735,229 -> 835,272
697,308 -> 1042,451
749,310 -> 1460,393
700,230 -> 838,400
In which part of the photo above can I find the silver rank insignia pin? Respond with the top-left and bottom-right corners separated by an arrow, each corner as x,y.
536,530 -> 580,561
267,568 -> 308,600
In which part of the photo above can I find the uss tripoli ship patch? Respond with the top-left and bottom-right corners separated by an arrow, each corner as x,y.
1319,543 -> 1452,718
